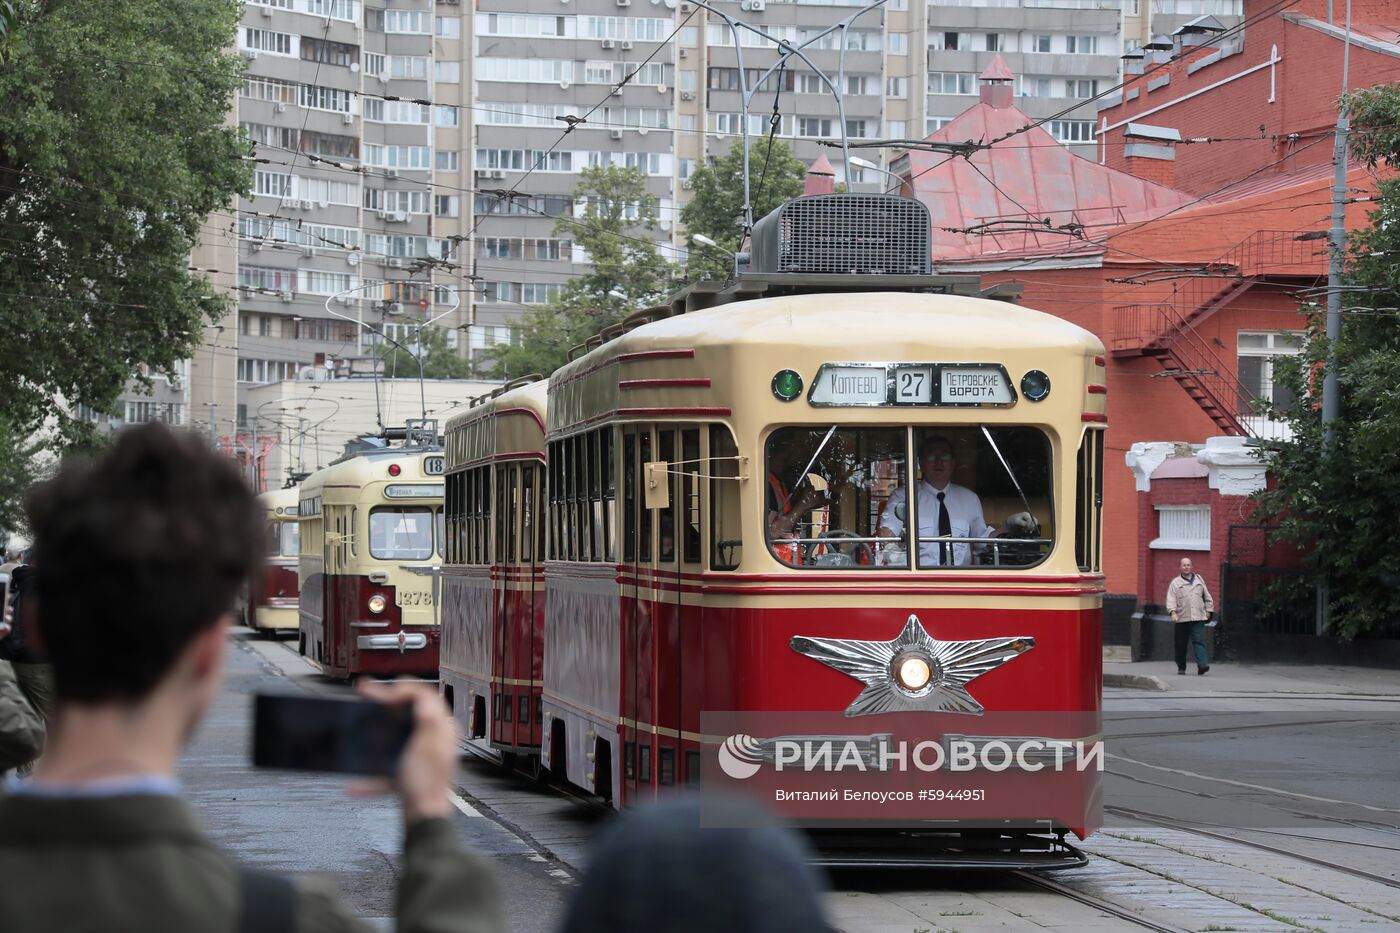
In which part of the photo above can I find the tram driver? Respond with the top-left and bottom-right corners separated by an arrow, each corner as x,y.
877,434 -> 1009,568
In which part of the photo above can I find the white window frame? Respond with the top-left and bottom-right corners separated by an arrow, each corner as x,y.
1150,505 -> 1211,551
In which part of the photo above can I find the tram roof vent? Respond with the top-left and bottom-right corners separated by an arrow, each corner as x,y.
749,194 -> 931,276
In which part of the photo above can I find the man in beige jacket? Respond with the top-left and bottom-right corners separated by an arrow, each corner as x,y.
1166,557 -> 1214,675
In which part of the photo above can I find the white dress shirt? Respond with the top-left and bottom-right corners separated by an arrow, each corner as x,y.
879,481 -> 992,567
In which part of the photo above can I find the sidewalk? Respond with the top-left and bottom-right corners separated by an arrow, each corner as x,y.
1103,653 -> 1400,695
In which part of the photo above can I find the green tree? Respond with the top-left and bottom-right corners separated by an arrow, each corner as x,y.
0,1 -> 19,61
1250,83 -> 1400,638
680,139 -> 807,281
485,165 -> 678,377
0,0 -> 249,515
378,326 -> 474,381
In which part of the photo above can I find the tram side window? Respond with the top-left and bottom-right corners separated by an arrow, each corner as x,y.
638,431 -> 653,562
370,507 -> 435,560
765,427 -> 907,569
1075,429 -> 1104,573
658,430 -> 676,562
681,428 -> 701,565
709,426 -> 741,571
444,471 -> 460,564
507,465 -> 518,563
521,465 -> 534,563
587,430 -> 602,561
623,434 -> 636,561
495,466 -> 508,565
602,428 -> 615,561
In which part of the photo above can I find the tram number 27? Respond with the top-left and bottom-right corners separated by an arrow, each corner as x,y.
398,591 -> 433,606
895,366 -> 934,404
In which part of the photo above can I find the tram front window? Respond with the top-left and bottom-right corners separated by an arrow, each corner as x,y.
764,427 -> 907,569
764,426 -> 1053,570
369,507 -> 434,560
267,522 -> 299,557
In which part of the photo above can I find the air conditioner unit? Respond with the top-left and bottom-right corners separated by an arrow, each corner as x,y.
336,295 -> 355,305
299,199 -> 314,210
279,291 -> 294,302
388,258 -> 404,268
616,0 -> 630,6
483,169 -> 501,179
748,0 -> 766,9
378,71 -> 389,82
342,113 -> 354,124
621,40 -> 633,50
680,90 -> 694,100
385,302 -> 404,315
302,246 -> 317,257
385,168 -> 399,177
346,253 -> 360,266
680,2 -> 691,10
657,84 -> 668,94
611,87 -> 623,96
600,38 -> 616,49
560,79 -> 571,90
391,211 -> 408,222
377,210 -> 391,221
317,200 -> 328,208
251,242 -> 264,252
260,4 -> 272,15
242,49 -> 259,60
681,178 -> 693,189
275,102 -> 287,112
678,48 -> 688,58
609,129 -> 624,140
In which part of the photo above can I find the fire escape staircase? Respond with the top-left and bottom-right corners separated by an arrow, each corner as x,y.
1110,231 -> 1326,437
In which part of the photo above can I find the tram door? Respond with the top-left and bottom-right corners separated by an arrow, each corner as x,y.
621,427 -> 651,803
491,464 -> 523,749
520,464 -> 541,751
653,428 -> 683,793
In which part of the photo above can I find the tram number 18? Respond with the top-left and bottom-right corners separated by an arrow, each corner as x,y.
894,366 -> 935,404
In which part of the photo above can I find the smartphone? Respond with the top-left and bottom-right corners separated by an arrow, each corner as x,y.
252,693 -> 414,776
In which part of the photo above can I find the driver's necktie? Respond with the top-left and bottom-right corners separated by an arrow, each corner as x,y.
937,491 -> 952,565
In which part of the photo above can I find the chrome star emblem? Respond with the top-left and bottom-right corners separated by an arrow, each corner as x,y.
790,614 -> 1035,717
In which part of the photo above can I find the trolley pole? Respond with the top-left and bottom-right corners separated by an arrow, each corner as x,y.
1317,0 -> 1352,636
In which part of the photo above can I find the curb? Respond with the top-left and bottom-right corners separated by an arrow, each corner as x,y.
1103,671 -> 1170,692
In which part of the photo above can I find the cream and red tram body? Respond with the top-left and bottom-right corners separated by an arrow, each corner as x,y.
251,485 -> 301,632
298,445 -> 445,679
440,380 -> 548,757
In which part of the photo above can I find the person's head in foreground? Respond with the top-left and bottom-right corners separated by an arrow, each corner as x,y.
562,794 -> 832,933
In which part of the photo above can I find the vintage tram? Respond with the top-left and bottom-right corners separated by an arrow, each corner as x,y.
248,485 -> 301,634
298,428 -> 445,679
442,195 -> 1105,865
440,379 -> 548,759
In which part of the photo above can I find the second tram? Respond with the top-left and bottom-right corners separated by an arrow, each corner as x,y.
298,430 -> 445,679
248,485 -> 301,634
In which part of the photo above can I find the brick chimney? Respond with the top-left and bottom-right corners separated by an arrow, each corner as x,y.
1122,123 -> 1179,188
978,54 -> 1015,110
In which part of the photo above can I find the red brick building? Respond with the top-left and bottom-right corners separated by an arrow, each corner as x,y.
891,7 -> 1398,604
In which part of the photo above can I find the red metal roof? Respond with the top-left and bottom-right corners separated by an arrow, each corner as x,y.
804,152 -> 835,196
906,92 -> 1197,262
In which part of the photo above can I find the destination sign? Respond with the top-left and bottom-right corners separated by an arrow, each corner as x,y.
808,366 -> 887,406
423,455 -> 445,475
941,367 -> 1014,404
808,363 -> 1016,407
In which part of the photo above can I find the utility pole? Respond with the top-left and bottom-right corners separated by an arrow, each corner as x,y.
1318,0 -> 1352,635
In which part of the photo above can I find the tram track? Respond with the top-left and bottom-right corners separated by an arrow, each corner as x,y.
1105,804 -> 1400,891
1010,871 -> 1194,933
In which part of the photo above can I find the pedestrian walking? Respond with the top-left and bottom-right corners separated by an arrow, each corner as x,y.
0,658 -> 43,774
1166,557 -> 1213,675
0,559 -> 54,773
0,423 -> 502,933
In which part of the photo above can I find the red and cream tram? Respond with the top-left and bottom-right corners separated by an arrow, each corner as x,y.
440,379 -> 548,759
444,195 -> 1105,865
248,485 -> 300,634
298,430 -> 444,679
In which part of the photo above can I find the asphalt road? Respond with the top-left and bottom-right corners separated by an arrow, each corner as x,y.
192,632 -> 1400,933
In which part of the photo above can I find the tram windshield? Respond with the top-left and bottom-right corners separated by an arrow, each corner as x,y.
267,521 -> 299,558
369,507 -> 435,560
764,426 -> 1052,570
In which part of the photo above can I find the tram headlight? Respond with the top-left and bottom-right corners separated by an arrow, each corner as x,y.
771,369 -> 803,402
892,652 -> 934,692
1020,370 -> 1051,402
367,594 -> 387,614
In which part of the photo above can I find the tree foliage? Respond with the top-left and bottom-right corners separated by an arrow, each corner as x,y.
680,139 -> 807,281
484,165 -> 678,378
378,326 -> 474,381
1250,84 -> 1400,638
0,0 -> 249,523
